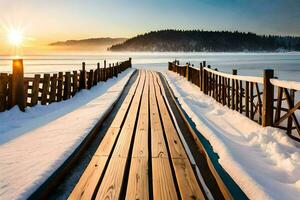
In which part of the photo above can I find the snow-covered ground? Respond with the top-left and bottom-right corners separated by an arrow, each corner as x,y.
0,68 -> 135,200
164,71 -> 300,200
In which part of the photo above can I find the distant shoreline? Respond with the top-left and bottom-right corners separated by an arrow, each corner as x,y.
1,51 -> 300,57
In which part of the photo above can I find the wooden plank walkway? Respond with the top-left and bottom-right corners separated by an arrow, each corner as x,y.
69,70 -> 206,200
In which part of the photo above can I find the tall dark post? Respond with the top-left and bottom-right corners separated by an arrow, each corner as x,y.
104,60 -> 107,81
97,63 -> 100,82
200,63 -> 203,91
262,69 -> 274,127
80,62 -> 86,90
203,61 -> 208,94
231,69 -> 237,110
109,64 -> 112,78
12,59 -> 25,111
129,57 -> 132,68
168,62 -> 171,71
116,62 -> 119,77
185,63 -> 189,81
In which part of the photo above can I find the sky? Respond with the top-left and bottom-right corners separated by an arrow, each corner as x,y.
0,0 -> 299,53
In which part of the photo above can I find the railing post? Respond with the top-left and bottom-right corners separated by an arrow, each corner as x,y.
185,63 -> 189,81
203,61 -> 208,94
12,59 -> 25,111
199,63 -> 203,91
231,69 -> 237,110
129,57 -> 132,68
262,69 -> 274,127
97,63 -> 100,82
104,60 -> 107,81
80,62 -> 86,90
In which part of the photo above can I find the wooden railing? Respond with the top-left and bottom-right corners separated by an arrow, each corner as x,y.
0,58 -> 132,112
168,60 -> 300,142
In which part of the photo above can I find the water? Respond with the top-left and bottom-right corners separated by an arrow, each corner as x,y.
0,52 -> 300,81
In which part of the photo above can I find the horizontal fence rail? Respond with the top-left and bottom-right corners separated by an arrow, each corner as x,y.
0,58 -> 132,112
168,60 -> 300,142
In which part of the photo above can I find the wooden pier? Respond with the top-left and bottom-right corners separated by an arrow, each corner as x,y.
69,70 -> 212,200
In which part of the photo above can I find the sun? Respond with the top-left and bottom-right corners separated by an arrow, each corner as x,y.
8,29 -> 24,46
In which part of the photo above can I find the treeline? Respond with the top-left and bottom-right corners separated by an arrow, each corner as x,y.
108,30 -> 300,52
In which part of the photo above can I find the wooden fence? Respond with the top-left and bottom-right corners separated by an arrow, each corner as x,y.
168,60 -> 300,142
0,58 -> 132,112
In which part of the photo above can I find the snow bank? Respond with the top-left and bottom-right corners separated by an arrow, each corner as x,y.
164,71 -> 300,200
0,68 -> 135,200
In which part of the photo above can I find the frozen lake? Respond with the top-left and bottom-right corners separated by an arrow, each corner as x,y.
0,52 -> 300,81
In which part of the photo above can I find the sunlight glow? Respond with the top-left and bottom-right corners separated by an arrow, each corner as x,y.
8,29 -> 23,46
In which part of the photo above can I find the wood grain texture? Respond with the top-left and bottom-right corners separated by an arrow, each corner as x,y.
95,71 -> 145,199
149,73 -> 168,159
153,73 -> 187,159
68,156 -> 107,200
131,71 -> 149,158
154,72 -> 205,200
110,71 -> 141,128
69,70 -> 207,200
112,71 -> 145,158
152,158 -> 178,200
126,71 -> 150,200
70,71 -> 141,199
94,127 -> 121,156
126,158 -> 149,200
149,72 -> 178,199
172,158 -> 205,200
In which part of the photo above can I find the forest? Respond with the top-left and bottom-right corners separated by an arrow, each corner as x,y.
109,30 -> 300,52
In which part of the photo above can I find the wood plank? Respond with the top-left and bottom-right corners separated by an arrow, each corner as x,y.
95,71 -> 146,199
68,156 -> 107,200
23,80 -> 29,107
95,157 -> 127,200
125,158 -> 149,200
149,72 -> 178,200
245,81 -> 249,117
109,71 -> 141,128
126,71 -> 150,200
274,87 -> 283,123
30,74 -> 40,106
149,73 -> 168,159
152,158 -> 178,200
57,72 -> 63,102
63,72 -> 71,100
69,71 -> 141,199
94,127 -> 121,157
111,71 -> 146,157
154,72 -> 205,200
131,71 -> 149,158
41,74 -> 50,105
7,74 -> 12,109
72,71 -> 78,95
172,158 -> 206,200
0,73 -> 8,111
153,73 -> 187,159
49,74 -> 57,103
